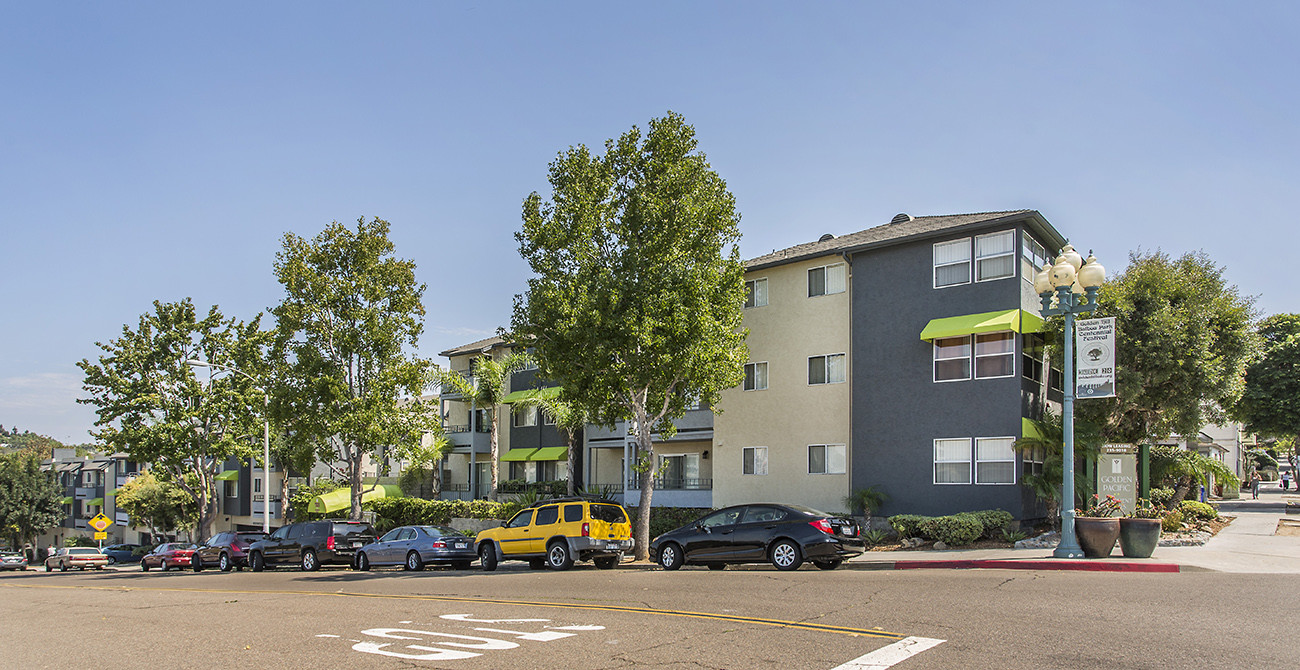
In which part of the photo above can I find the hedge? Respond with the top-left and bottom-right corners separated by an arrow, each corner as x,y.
363,498 -> 521,535
888,509 -> 1014,546
1178,500 -> 1218,522
625,506 -> 714,539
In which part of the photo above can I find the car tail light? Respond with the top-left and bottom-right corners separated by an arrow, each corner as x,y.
431,540 -> 446,549
582,522 -> 590,537
810,519 -> 835,535
326,536 -> 336,551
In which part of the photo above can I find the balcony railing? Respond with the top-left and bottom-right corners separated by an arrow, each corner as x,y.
445,424 -> 492,434
626,477 -> 713,491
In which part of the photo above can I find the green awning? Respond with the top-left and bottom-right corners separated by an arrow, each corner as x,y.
215,470 -> 240,481
308,484 -> 403,514
107,488 -> 120,496
501,386 -> 563,404
87,498 -> 104,507
501,447 -> 569,462
60,496 -> 74,505
1022,417 -> 1045,440
920,309 -> 1044,342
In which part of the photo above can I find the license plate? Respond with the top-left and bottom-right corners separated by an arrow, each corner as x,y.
453,541 -> 468,549
351,541 -> 363,548
606,542 -> 621,550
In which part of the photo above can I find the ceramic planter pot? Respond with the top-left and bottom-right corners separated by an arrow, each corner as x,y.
1118,518 -> 1162,558
1074,517 -> 1120,558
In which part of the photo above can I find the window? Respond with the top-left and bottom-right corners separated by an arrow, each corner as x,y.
975,332 -> 1015,379
223,479 -> 238,498
808,354 -> 846,385
505,510 -> 534,529
742,505 -> 789,523
699,508 -> 742,528
512,406 -> 537,427
1022,234 -> 1050,281
254,478 -> 262,493
563,504 -> 583,523
1023,443 -> 1044,477
976,437 -> 1016,484
745,278 -> 768,308
534,505 -> 559,525
380,529 -> 402,543
1022,334 -> 1044,383
933,239 -> 971,287
808,444 -> 846,474
543,409 -> 556,426
743,362 -> 768,391
742,447 -> 768,476
975,231 -> 1015,281
808,263 -> 846,297
934,438 -> 972,484
933,336 -> 972,382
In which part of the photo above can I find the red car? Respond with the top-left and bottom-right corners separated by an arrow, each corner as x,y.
141,542 -> 197,571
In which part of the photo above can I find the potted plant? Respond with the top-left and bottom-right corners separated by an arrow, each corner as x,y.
1118,498 -> 1162,558
1074,494 -> 1123,558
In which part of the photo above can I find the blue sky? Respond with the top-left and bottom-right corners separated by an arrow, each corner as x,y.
3,2 -> 1296,442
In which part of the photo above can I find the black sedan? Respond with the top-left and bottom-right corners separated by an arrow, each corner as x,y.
650,503 -> 864,571
356,525 -> 476,571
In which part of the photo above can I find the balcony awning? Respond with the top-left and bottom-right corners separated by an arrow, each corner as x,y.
60,497 -> 74,505
501,386 -> 563,404
1022,417 -> 1045,440
501,447 -> 569,462
215,470 -> 240,481
86,497 -> 104,507
88,460 -> 113,470
108,488 -> 121,496
308,484 -> 403,514
919,309 -> 1044,342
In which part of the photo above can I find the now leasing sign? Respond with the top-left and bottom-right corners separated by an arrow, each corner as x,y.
1075,317 -> 1116,399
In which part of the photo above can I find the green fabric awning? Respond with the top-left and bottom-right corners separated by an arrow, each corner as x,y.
87,497 -> 104,507
501,386 -> 563,404
308,484 -> 403,514
215,470 -> 240,481
501,447 -> 569,462
107,488 -> 120,496
60,496 -> 74,504
1022,417 -> 1045,440
920,309 -> 1044,342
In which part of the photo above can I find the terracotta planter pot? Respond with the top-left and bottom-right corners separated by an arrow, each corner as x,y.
1118,518 -> 1162,558
1074,517 -> 1120,558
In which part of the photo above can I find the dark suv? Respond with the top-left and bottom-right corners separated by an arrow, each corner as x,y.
247,521 -> 376,571
193,531 -> 267,572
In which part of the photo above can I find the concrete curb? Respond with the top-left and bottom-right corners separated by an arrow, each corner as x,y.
845,558 -> 1181,573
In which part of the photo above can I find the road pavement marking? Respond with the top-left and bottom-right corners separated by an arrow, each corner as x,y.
5,582 -> 908,639
830,636 -> 945,669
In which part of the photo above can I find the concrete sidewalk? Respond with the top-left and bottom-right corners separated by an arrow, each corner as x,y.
845,486 -> 1300,574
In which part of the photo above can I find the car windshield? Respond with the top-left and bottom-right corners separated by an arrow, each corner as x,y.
332,523 -> 371,537
418,526 -> 463,538
69,548 -> 101,555
781,504 -> 832,517
235,533 -> 266,542
590,504 -> 627,523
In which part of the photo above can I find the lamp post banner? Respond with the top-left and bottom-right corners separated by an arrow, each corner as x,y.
1075,317 -> 1116,399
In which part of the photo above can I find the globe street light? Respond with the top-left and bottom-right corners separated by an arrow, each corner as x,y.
186,359 -> 272,534
1034,244 -> 1106,559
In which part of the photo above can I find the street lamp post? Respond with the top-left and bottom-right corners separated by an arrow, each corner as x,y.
186,359 -> 272,534
1034,244 -> 1105,559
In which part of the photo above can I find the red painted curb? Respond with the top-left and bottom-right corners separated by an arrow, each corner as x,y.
890,559 -> 1180,573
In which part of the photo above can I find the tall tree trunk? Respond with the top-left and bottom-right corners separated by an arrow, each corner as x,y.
1171,475 -> 1194,507
633,402 -> 654,562
349,445 -> 364,521
488,410 -> 500,500
566,433 -> 577,497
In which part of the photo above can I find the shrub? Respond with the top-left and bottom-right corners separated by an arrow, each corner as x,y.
626,506 -> 714,539
861,529 -> 889,546
1002,529 -> 1029,543
888,510 -> 1011,545
1161,509 -> 1184,532
888,514 -> 927,538
1149,487 -> 1176,509
1179,500 -> 1218,522
970,509 -> 1014,539
363,498 -> 519,535
930,513 -> 984,546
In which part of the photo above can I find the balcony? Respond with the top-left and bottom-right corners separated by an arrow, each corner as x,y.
446,425 -> 491,452
584,408 -> 714,443
439,371 -> 477,398
621,477 -> 713,508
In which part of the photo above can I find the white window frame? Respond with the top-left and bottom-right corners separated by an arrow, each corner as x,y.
743,362 -> 768,391
975,436 -> 1017,485
542,409 -> 556,426
934,438 -> 972,485
745,277 -> 768,308
808,353 -> 847,385
974,230 -> 1016,282
933,335 -> 972,382
742,446 -> 768,476
512,406 -> 538,428
933,238 -> 972,288
807,444 -> 846,475
807,262 -> 847,297
1021,233 -> 1049,284
974,332 -> 1016,380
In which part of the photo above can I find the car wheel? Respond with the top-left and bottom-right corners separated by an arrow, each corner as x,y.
405,551 -> 423,572
60,563 -> 68,572
770,540 -> 802,571
528,558 -> 546,570
45,563 -> 52,572
813,559 -> 843,571
161,560 -> 169,572
546,541 -> 573,571
658,543 -> 684,571
707,563 -> 727,571
594,557 -> 618,570
219,553 -> 231,572
193,555 -> 203,572
452,560 -> 471,571
250,552 -> 265,572
479,543 -> 498,572
301,549 -> 318,572
356,552 -> 371,571
106,556 -> 116,566
141,561 -> 149,572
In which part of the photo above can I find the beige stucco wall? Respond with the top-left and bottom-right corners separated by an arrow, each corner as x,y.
713,255 -> 852,514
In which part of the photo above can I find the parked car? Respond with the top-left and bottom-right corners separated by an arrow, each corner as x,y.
141,542 -> 197,571
474,497 -> 633,571
649,503 -> 864,571
356,525 -> 476,571
0,550 -> 29,571
192,531 -> 267,572
101,543 -> 146,565
44,547 -> 109,572
247,521 -> 376,572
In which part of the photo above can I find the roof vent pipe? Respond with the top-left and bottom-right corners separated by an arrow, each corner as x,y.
891,213 -> 914,224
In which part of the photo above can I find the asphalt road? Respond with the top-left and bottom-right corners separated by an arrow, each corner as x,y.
2,562 -> 1292,669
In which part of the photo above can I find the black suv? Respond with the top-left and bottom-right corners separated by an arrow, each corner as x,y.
247,521 -> 376,571
193,531 -> 267,572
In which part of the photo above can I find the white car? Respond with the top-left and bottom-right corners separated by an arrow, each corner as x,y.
44,547 -> 109,572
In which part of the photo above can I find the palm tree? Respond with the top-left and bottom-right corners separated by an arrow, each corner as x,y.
1149,445 -> 1238,506
510,389 -> 588,496
436,351 -> 531,500
395,424 -> 454,498
1014,410 -> 1102,528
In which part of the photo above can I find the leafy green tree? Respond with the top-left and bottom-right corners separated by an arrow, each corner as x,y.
78,299 -> 271,541
271,217 -> 436,521
0,430 -> 64,459
512,112 -> 748,559
393,424 -> 454,498
114,472 -> 196,540
1235,314 -> 1300,439
511,389 -> 590,496
1149,445 -> 1238,506
1066,250 -> 1257,444
1014,410 -> 1103,525
436,351 -> 532,500
0,451 -> 63,549
286,478 -> 342,522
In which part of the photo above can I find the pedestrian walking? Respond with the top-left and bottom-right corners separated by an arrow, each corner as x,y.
1250,471 -> 1262,499
1282,472 -> 1290,491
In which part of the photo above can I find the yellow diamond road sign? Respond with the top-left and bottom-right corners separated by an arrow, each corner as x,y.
89,513 -> 113,533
